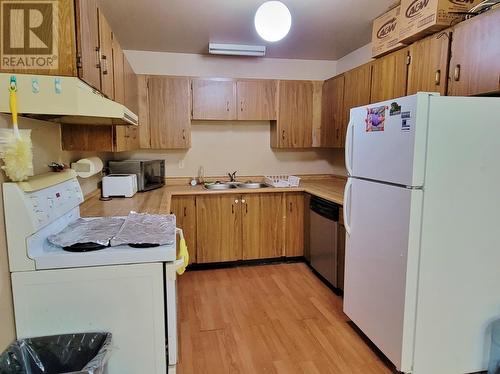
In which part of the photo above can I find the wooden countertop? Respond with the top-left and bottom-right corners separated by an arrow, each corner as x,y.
80,176 -> 346,217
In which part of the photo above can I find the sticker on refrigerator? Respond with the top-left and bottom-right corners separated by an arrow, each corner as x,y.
401,111 -> 411,119
401,119 -> 410,131
389,102 -> 401,116
365,106 -> 387,132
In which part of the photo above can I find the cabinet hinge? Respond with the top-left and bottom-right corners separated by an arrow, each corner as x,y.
406,55 -> 411,65
76,53 -> 82,69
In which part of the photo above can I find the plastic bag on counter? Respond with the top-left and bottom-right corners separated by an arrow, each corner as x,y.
47,217 -> 125,248
110,211 -> 176,247
0,332 -> 112,374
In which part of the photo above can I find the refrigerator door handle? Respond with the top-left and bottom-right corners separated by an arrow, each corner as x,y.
345,119 -> 354,176
344,178 -> 353,236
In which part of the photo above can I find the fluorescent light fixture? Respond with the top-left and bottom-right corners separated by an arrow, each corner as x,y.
255,1 -> 292,42
208,43 -> 266,57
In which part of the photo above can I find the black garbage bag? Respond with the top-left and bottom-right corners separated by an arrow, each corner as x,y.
0,333 -> 112,374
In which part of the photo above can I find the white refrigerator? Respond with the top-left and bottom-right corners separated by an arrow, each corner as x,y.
343,93 -> 500,374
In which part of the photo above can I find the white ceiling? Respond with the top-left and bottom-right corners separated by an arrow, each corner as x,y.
98,0 -> 394,61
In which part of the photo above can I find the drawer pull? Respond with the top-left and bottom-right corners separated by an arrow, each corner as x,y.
435,69 -> 441,86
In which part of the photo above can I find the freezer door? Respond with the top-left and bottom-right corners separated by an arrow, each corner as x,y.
343,178 -> 423,371
346,93 -> 434,187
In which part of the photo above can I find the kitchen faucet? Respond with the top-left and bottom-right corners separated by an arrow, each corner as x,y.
228,171 -> 237,182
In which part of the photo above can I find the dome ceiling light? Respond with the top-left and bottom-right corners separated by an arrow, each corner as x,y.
254,1 -> 292,42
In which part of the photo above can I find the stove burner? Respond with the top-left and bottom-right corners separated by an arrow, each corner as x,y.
63,242 -> 107,252
128,243 -> 160,249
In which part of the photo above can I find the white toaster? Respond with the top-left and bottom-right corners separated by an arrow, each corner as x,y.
102,174 -> 138,198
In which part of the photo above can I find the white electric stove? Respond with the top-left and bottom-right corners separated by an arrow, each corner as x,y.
3,170 -> 181,374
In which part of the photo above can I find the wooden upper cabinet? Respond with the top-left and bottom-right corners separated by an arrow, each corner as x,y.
321,75 -> 345,148
75,0 -> 100,89
112,36 -> 125,105
343,64 -> 372,132
272,80 -> 314,148
148,76 -> 191,149
236,80 -> 277,120
123,57 -> 139,115
196,194 -> 242,263
61,124 -> 114,152
97,9 -> 114,99
448,8 -> 500,96
370,47 -> 409,103
408,33 -> 450,96
284,193 -> 305,257
192,78 -> 237,120
242,194 -> 283,260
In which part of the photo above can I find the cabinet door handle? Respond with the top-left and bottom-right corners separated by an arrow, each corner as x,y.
282,130 -> 286,140
226,101 -> 230,112
95,47 -> 101,68
182,129 -> 186,140
453,64 -> 461,82
235,199 -> 239,204
101,55 -> 108,75
336,128 -> 340,140
435,69 -> 441,86
289,202 -> 293,212
183,207 -> 187,217
232,204 -> 234,214
240,100 -> 244,112
241,199 -> 246,204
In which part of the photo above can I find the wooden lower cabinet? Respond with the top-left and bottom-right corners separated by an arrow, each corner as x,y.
284,193 -> 305,257
170,196 -> 197,264
242,194 -> 284,260
196,194 -> 242,263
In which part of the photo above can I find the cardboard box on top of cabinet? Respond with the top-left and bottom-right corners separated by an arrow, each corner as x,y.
372,5 -> 407,58
399,0 -> 482,43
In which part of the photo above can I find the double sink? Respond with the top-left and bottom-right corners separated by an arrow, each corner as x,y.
204,181 -> 270,190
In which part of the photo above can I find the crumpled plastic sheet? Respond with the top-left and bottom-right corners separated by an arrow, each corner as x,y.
0,332 -> 112,374
110,211 -> 176,246
47,217 -> 125,247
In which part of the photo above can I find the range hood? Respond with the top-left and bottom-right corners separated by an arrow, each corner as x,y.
0,73 -> 138,126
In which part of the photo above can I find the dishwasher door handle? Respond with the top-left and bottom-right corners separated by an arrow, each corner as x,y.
344,179 -> 353,236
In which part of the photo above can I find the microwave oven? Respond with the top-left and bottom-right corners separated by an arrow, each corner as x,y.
108,160 -> 165,191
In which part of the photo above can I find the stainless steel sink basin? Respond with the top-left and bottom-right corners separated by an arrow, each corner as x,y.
204,183 -> 238,190
237,182 -> 269,189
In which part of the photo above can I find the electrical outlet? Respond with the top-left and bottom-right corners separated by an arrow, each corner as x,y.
178,160 -> 185,169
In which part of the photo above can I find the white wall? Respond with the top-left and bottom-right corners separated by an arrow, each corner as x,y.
125,50 -> 337,80
335,43 -> 373,74
120,122 -> 345,178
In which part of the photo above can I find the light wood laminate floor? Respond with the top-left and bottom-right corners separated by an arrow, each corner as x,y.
177,263 -> 395,374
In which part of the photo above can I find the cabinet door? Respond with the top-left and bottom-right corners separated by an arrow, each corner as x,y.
343,64 -> 372,137
170,196 -> 197,264
75,0 -> 100,89
321,75 -> 345,148
112,36 -> 125,105
370,47 -> 409,103
196,195 -> 242,263
97,9 -> 114,99
448,8 -> 500,96
61,124 -> 114,151
192,79 -> 236,120
242,194 -> 283,260
124,57 -> 139,114
236,80 -> 277,120
273,80 -> 314,148
407,33 -> 450,96
137,75 -> 151,149
148,76 -> 191,149
285,193 -> 305,257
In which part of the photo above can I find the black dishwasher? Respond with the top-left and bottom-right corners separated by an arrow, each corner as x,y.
309,196 -> 339,288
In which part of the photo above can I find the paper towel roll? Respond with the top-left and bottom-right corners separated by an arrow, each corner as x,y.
72,157 -> 103,178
